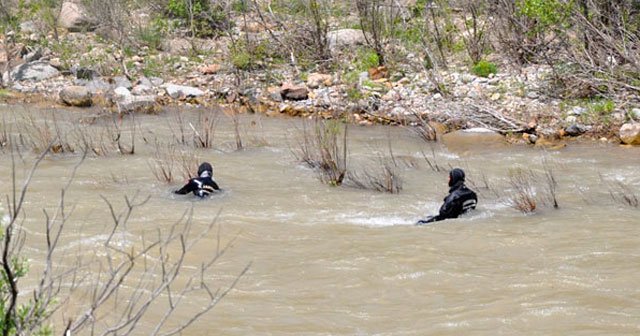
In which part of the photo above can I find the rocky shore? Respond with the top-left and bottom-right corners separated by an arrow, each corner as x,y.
2,3 -> 640,147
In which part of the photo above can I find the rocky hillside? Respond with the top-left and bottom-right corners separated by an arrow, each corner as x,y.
1,0 -> 639,146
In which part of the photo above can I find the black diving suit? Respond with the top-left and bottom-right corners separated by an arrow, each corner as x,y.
417,168 -> 477,224
174,162 -> 220,198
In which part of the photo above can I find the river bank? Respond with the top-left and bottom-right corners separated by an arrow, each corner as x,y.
2,1 -> 640,147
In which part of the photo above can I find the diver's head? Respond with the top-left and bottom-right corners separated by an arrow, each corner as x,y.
448,168 -> 465,187
197,162 -> 213,177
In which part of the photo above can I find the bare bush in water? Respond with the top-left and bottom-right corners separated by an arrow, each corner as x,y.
346,158 -> 403,193
149,141 -> 177,183
191,109 -> 219,149
601,175 -> 639,208
541,156 -> 560,209
1,145 -> 249,335
507,168 -> 538,213
292,118 -> 348,186
20,112 -> 75,154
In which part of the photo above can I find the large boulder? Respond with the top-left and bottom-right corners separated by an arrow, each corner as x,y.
306,73 -> 333,89
280,82 -> 309,101
165,84 -> 204,99
115,95 -> 159,114
619,123 -> 640,145
563,124 -> 589,137
10,61 -> 60,82
59,86 -> 93,107
327,29 -> 367,51
59,1 -> 97,32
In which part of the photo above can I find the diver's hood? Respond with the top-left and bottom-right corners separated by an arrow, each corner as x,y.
198,162 -> 213,177
448,168 -> 465,187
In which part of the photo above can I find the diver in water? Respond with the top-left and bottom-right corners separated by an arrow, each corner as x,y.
174,162 -> 220,198
417,168 -> 477,225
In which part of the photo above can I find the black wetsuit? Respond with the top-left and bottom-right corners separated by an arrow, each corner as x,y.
174,162 -> 220,198
417,168 -> 477,224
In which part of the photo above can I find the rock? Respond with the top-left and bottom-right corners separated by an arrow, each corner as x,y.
10,61 -> 60,82
490,93 -> 501,101
526,91 -> 539,99
59,85 -> 92,107
631,108 -> 640,119
165,84 -> 204,99
522,133 -> 538,144
19,21 -> 38,34
131,85 -> 153,95
113,87 -> 132,98
368,66 -> 388,80
149,77 -> 164,86
199,64 -> 221,75
136,77 -> 153,87
113,76 -> 133,90
570,106 -> 587,116
115,95 -> 158,114
619,123 -> 640,145
306,73 -> 332,89
565,116 -> 577,123
460,74 -> 475,84
22,47 -> 42,63
74,67 -> 99,80
59,1 -> 97,32
327,29 -> 367,51
77,77 -> 112,93
280,82 -> 308,101
564,124 -> 589,136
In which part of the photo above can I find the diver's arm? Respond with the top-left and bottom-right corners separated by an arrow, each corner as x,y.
174,179 -> 197,194
210,180 -> 220,190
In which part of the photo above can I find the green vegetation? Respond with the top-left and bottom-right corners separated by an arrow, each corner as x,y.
471,60 -> 497,78
165,0 -> 229,37
0,223 -> 53,336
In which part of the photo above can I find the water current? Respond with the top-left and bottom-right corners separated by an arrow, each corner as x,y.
0,105 -> 639,335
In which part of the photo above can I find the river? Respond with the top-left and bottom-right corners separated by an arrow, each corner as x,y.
1,105 -> 639,335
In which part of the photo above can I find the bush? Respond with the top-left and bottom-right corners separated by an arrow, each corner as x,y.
471,60 -> 497,77
165,0 -> 229,37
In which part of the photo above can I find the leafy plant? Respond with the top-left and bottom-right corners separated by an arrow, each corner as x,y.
471,59 -> 497,77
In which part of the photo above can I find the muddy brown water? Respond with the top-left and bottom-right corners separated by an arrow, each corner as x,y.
1,105 -> 639,335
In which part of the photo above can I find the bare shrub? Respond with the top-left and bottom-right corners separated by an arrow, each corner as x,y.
168,109 -> 190,146
459,0 -> 491,64
541,156 -> 559,208
355,0 -> 402,65
191,109 -> 219,149
225,106 -> 244,151
346,157 -> 402,193
0,116 -> 8,151
2,145 -> 249,335
149,141 -> 177,183
109,114 -> 137,155
19,112 -> 75,154
176,149 -> 200,181
602,175 -> 639,208
507,167 -> 538,213
420,147 -> 447,173
72,122 -> 118,156
291,118 -> 348,186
